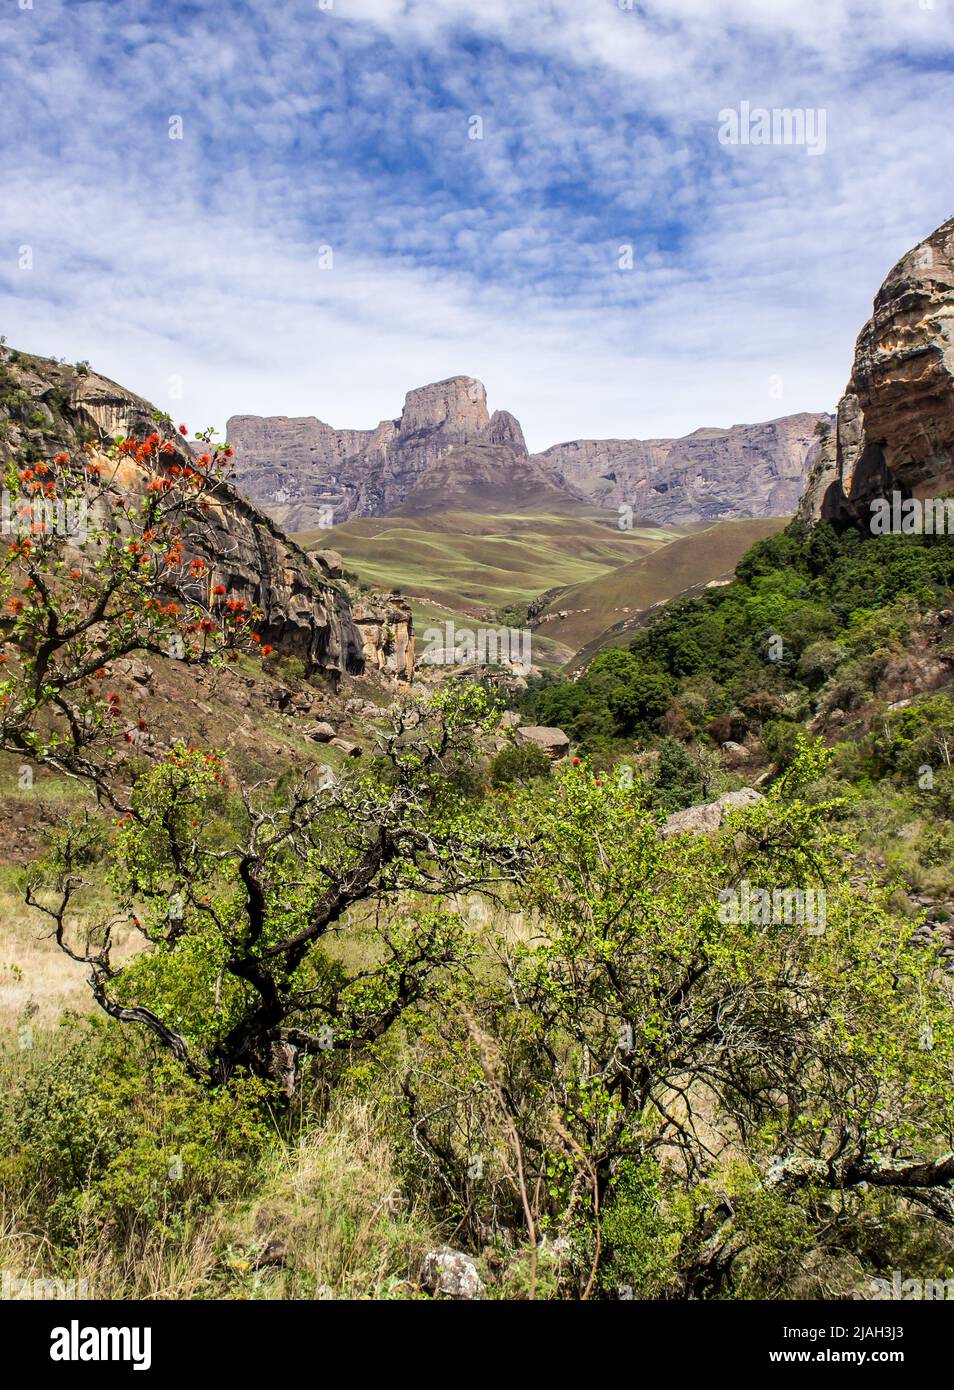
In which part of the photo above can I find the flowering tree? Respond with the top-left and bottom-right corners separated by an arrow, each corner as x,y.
3,422 -> 525,1092
0,419 -> 269,784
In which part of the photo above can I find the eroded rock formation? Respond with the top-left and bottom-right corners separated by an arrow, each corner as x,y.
798,216 -> 954,526
228,378 -> 830,529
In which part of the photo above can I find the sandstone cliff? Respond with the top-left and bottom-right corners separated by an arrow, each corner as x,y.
0,348 -> 370,683
229,377 -> 829,529
228,375 -> 511,531
798,216 -> 954,526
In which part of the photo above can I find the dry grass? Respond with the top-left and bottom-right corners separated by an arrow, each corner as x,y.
0,1095 -> 438,1301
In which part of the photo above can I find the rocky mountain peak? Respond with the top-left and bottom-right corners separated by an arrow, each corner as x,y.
486,409 -> 528,455
399,375 -> 489,438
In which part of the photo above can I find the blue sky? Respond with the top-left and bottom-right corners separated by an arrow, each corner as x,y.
1,0 -> 953,450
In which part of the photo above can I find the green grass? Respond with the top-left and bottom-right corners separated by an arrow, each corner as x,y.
300,507 -> 674,615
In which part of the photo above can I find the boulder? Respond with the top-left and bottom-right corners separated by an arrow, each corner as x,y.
314,549 -> 344,578
515,725 -> 570,760
662,787 -> 762,839
329,738 -> 361,757
311,721 -> 336,742
721,740 -> 749,764
419,1247 -> 483,1301
110,657 -> 152,685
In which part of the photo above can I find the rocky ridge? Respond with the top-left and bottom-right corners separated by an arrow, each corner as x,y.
227,379 -> 830,529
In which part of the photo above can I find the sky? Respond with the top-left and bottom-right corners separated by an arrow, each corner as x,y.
0,0 -> 953,452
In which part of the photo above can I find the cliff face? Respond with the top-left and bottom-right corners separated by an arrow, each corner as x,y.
0,348 -> 369,683
538,413 -> 831,524
229,377 -> 828,529
228,375 -> 510,531
798,216 -> 954,526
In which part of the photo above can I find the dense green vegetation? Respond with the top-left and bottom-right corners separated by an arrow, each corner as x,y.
4,428 -> 954,1301
520,521 -> 954,764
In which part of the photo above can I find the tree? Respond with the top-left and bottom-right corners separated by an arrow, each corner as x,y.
0,421 -> 264,783
400,747 -> 954,1297
4,426 -> 524,1094
26,688 -> 525,1095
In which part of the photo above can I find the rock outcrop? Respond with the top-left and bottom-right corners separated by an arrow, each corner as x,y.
0,348 -> 369,684
661,787 -> 763,839
515,726 -> 571,759
798,216 -> 954,526
351,594 -> 415,682
228,377 -> 830,530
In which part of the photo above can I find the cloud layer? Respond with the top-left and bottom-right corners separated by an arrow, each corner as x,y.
1,0 -> 952,449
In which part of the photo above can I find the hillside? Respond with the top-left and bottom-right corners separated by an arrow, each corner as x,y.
296,503 -> 683,667
0,347 -> 376,683
535,517 -> 789,661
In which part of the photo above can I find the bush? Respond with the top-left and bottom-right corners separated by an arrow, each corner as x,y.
490,742 -> 552,787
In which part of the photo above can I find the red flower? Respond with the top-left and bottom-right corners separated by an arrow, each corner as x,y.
212,584 -> 226,596
7,597 -> 24,615
53,453 -> 69,464
260,644 -> 273,656
178,424 -> 188,435
572,757 -> 581,766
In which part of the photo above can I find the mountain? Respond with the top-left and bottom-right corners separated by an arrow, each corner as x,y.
227,379 -> 830,529
539,413 -> 832,525
0,346 -> 390,684
799,215 -> 954,525
228,376 -> 529,531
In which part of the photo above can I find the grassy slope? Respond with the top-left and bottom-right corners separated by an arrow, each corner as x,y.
543,517 -> 790,661
297,506 -> 684,668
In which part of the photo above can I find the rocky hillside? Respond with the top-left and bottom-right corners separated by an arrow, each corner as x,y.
228,378 -> 830,529
0,347 -> 405,685
799,215 -> 954,526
